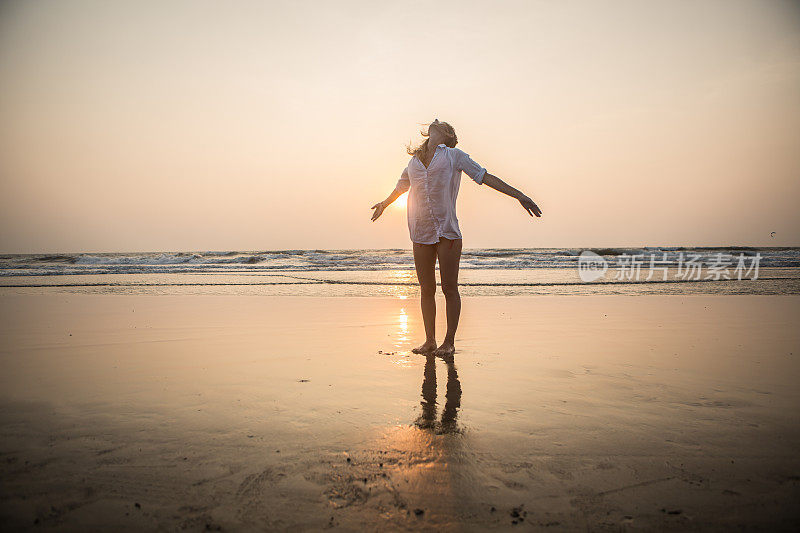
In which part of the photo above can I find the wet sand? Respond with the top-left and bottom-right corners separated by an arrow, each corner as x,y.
1,294 -> 799,531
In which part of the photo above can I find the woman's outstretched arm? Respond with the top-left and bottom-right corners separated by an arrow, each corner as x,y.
482,173 -> 543,218
370,186 -> 406,221
453,148 -> 542,218
371,167 -> 410,221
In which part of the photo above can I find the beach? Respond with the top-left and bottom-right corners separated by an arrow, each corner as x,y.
1,293 -> 798,531
2,0 -> 799,530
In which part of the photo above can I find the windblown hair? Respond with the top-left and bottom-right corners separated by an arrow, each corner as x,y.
406,120 -> 458,162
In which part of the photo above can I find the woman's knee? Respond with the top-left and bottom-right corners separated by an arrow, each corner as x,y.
420,282 -> 437,298
441,281 -> 459,298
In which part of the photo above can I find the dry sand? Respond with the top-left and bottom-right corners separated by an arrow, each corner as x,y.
0,294 -> 799,531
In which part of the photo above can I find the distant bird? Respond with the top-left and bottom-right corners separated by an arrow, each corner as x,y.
770,232 -> 776,238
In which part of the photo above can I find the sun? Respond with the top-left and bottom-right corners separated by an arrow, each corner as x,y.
392,193 -> 408,209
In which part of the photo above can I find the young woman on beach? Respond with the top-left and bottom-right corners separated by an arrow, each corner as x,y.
370,119 -> 542,358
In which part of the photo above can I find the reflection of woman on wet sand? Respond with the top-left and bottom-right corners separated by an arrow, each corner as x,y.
416,355 -> 462,434
371,120 -> 542,357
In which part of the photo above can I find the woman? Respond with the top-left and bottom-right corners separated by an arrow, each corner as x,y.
370,119 -> 542,358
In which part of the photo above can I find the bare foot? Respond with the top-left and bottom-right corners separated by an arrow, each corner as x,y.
433,341 -> 455,358
412,340 -> 437,354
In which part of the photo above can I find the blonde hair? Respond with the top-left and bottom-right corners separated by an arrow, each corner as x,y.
406,120 -> 458,162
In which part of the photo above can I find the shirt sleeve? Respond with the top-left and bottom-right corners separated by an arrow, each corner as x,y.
453,148 -> 487,185
395,164 -> 410,192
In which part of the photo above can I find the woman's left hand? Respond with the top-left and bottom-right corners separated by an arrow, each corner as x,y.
518,195 -> 542,217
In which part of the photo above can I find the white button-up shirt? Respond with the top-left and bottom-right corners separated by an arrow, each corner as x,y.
395,144 -> 487,244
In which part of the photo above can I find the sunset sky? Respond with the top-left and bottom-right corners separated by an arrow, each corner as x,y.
1,0 -> 798,252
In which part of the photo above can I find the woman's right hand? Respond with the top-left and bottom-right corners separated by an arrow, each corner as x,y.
519,195 -> 542,217
370,200 -> 386,221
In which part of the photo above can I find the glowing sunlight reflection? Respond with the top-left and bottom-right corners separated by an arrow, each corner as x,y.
388,270 -> 415,300
389,306 -> 415,367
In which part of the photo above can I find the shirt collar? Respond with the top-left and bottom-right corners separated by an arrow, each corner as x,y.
437,143 -> 447,148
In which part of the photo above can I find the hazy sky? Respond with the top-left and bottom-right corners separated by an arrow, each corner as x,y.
1,0 -> 798,252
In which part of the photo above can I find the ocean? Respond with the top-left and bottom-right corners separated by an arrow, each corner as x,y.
1,247 -> 798,297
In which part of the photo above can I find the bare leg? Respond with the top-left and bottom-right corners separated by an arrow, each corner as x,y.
433,237 -> 462,358
412,241 -> 438,354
